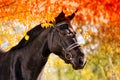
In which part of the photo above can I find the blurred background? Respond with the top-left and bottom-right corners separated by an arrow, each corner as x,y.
0,0 -> 120,80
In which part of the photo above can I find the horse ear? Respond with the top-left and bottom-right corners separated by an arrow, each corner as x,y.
55,11 -> 66,23
67,13 -> 75,20
67,9 -> 78,20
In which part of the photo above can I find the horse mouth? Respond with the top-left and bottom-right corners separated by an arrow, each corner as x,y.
72,64 -> 85,70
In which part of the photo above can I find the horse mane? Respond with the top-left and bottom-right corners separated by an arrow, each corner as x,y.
0,49 -> 6,61
10,24 -> 45,51
0,49 -> 3,53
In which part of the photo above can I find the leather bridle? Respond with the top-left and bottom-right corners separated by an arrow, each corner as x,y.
53,21 -> 80,60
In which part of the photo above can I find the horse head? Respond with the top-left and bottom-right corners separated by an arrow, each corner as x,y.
48,11 -> 86,70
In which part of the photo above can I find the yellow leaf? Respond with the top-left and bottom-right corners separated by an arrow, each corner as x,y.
25,34 -> 29,41
41,23 -> 54,28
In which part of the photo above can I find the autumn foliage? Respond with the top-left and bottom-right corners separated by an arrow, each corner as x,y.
0,0 -> 120,80
0,0 -> 120,49
0,0 -> 120,24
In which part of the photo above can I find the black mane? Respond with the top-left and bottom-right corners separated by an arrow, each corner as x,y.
10,24 -> 45,51
0,49 -> 4,53
0,49 -> 5,59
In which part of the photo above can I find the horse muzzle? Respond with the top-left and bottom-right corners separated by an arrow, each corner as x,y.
71,56 -> 87,70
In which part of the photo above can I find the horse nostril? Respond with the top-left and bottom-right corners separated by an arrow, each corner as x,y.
78,57 -> 84,65
80,52 -> 85,57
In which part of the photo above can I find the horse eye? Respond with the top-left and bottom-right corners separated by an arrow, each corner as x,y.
59,24 -> 68,30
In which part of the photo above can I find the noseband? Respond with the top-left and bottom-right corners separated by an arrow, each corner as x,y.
63,42 -> 80,60
53,21 -> 80,60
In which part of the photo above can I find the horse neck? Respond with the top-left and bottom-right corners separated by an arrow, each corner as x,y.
26,30 -> 51,79
11,28 -> 51,79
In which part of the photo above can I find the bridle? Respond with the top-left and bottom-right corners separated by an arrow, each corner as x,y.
53,21 -> 80,60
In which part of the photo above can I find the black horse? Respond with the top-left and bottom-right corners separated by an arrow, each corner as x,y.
0,11 -> 86,80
